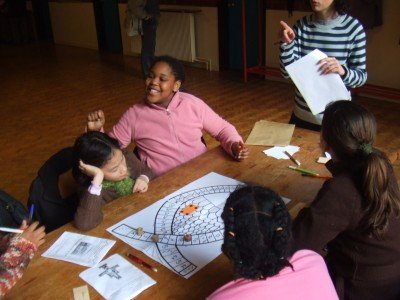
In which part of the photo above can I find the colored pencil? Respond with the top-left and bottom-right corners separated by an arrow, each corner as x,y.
283,151 -> 301,166
29,204 -> 35,223
288,165 -> 319,176
301,173 -> 332,180
127,253 -> 158,272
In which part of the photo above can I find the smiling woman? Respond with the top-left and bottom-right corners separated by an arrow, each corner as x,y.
86,55 -> 249,177
145,56 -> 184,108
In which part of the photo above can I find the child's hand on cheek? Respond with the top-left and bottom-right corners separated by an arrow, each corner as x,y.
133,176 -> 149,193
79,160 -> 104,185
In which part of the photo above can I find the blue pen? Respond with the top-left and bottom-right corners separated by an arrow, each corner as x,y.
29,204 -> 35,222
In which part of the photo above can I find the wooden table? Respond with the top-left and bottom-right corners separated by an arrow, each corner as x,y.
5,128 -> 395,300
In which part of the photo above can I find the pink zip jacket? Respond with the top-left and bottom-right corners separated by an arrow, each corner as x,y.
207,250 -> 338,300
109,91 -> 243,176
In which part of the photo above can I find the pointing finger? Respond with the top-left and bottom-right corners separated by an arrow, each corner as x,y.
279,20 -> 291,30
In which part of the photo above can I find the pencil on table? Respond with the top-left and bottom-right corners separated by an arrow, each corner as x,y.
301,173 -> 332,180
126,253 -> 158,272
288,165 -> 318,176
284,151 -> 301,166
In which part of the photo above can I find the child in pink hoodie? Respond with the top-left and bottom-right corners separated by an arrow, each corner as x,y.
86,55 -> 248,176
208,186 -> 338,300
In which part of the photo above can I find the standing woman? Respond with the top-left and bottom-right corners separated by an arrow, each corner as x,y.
127,0 -> 160,78
279,0 -> 367,130
292,101 -> 400,299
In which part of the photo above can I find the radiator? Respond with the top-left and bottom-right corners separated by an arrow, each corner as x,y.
131,11 -> 196,62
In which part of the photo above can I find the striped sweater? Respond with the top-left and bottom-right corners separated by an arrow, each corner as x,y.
0,234 -> 37,297
280,14 -> 367,125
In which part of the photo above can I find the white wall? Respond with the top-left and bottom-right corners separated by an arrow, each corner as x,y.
119,4 -> 219,71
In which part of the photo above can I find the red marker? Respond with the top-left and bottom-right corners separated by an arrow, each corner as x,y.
126,253 -> 158,272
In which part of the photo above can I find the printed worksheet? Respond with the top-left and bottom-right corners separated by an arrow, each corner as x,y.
42,231 -> 115,267
80,254 -> 156,300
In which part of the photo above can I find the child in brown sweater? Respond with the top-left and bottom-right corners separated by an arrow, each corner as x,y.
72,131 -> 154,231
293,100 -> 400,300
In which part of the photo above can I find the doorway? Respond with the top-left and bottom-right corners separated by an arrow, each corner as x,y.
218,0 -> 263,71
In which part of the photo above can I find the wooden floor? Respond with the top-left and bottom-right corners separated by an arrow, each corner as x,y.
0,43 -> 399,205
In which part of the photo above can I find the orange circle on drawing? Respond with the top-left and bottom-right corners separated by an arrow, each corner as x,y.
180,204 -> 199,215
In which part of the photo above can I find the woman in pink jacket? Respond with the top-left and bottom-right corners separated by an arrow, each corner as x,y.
87,56 -> 248,176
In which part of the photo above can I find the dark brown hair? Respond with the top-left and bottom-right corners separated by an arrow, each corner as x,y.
287,0 -> 349,16
322,101 -> 400,237
222,186 -> 292,279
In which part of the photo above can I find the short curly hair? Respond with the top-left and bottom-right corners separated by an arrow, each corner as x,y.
221,186 -> 293,279
151,55 -> 185,84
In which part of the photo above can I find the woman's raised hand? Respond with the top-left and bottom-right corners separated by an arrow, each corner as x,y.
279,21 -> 295,44
87,110 -> 105,131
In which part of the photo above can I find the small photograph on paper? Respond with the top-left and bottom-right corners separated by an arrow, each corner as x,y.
42,231 -> 115,267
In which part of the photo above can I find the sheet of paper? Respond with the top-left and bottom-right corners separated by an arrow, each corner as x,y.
245,120 -> 295,146
317,151 -> 332,164
108,172 -> 244,279
42,232 -> 115,267
263,145 -> 300,160
285,49 -> 351,115
80,254 -> 156,300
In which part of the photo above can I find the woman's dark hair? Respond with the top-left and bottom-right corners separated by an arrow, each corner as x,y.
322,101 -> 400,238
333,0 -> 349,14
287,0 -> 349,16
221,186 -> 292,279
151,55 -> 185,84
72,131 -> 120,187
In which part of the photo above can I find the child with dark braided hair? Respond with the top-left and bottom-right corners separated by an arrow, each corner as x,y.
293,101 -> 400,300
208,186 -> 338,300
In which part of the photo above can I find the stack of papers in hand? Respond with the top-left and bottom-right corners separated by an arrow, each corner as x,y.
285,49 -> 351,115
42,231 -> 115,267
80,254 -> 156,300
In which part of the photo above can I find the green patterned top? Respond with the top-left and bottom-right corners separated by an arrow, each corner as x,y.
102,177 -> 135,197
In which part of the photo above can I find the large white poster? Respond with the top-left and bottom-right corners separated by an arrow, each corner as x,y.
107,172 -> 243,278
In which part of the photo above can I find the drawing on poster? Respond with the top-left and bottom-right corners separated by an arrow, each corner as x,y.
108,172 -> 244,279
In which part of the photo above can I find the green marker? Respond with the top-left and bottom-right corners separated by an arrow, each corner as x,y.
288,165 -> 319,176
